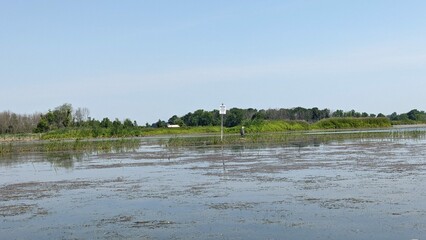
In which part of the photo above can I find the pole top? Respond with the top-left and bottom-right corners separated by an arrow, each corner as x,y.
219,103 -> 226,115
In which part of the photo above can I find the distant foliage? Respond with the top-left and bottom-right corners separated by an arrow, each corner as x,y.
311,117 -> 392,129
1,103 -> 425,138
35,103 -> 73,132
158,107 -> 396,128
0,111 -> 40,134
159,107 -> 426,128
166,107 -> 332,128
389,109 -> 426,124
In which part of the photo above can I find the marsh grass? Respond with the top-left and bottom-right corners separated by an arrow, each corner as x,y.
5,118 -> 393,141
242,120 -> 310,132
0,138 -> 141,156
167,129 -> 426,147
39,126 -> 240,140
0,133 -> 40,142
311,117 -> 391,129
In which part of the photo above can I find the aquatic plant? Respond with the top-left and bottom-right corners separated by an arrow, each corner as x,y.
0,138 -> 141,156
167,129 -> 426,147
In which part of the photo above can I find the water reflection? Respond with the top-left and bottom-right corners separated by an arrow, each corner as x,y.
2,127 -> 426,170
0,139 -> 141,169
45,152 -> 85,169
1,131 -> 426,239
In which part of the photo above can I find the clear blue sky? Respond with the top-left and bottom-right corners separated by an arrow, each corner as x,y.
1,0 -> 426,124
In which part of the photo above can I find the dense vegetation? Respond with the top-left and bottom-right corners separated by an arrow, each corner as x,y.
168,128 -> 426,147
388,109 -> 426,124
0,111 -> 40,134
167,126 -> 426,147
0,138 -> 140,156
0,103 -> 425,140
311,117 -> 392,129
164,107 -> 332,127
163,107 -> 425,128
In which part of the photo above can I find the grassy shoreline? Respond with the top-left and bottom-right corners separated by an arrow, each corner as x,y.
0,117 -> 422,145
2,123 -> 426,154
36,118 -> 392,140
167,128 -> 426,147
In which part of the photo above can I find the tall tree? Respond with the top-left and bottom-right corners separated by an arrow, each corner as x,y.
74,107 -> 90,125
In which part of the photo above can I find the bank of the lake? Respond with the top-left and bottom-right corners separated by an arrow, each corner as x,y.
1,117 -> 392,141
2,124 -> 426,154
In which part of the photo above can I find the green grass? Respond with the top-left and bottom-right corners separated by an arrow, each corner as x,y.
0,118 -> 396,142
141,126 -> 224,135
39,125 -> 235,140
242,120 -> 310,133
311,117 -> 391,129
391,119 -> 426,125
167,129 -> 426,147
0,133 -> 40,142
0,138 -> 141,155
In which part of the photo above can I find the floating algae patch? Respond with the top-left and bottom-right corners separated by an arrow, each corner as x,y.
132,220 -> 176,229
0,204 -> 37,217
209,202 -> 260,210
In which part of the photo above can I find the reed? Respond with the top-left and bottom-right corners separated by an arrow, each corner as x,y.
0,138 -> 141,156
167,129 -> 426,147
311,117 -> 391,129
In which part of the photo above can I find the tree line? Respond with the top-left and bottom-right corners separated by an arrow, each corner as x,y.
0,111 -> 40,134
1,103 -> 426,135
161,107 -> 395,128
34,104 -> 140,137
389,109 -> 426,122
0,103 -> 139,136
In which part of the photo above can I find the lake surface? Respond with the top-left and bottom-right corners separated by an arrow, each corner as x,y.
1,131 -> 426,239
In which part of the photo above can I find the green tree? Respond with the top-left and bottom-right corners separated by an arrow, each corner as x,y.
153,119 -> 167,128
34,117 -> 49,133
407,109 -> 420,121
199,111 -> 214,126
123,118 -> 134,128
100,117 -> 113,128
191,110 -> 205,126
332,110 -> 344,118
252,110 -> 266,120
389,112 -> 398,121
311,107 -> 321,122
168,115 -> 184,126
181,112 -> 194,126
53,103 -> 73,128
110,118 -> 123,135
225,108 -> 244,127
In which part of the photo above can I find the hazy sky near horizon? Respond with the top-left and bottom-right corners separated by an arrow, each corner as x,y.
1,1 -> 426,123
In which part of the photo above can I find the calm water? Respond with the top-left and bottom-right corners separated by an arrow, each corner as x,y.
1,134 -> 426,239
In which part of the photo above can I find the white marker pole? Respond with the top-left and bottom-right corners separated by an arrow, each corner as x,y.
219,103 -> 226,142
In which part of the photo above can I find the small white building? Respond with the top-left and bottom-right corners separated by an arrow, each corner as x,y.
167,124 -> 180,128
